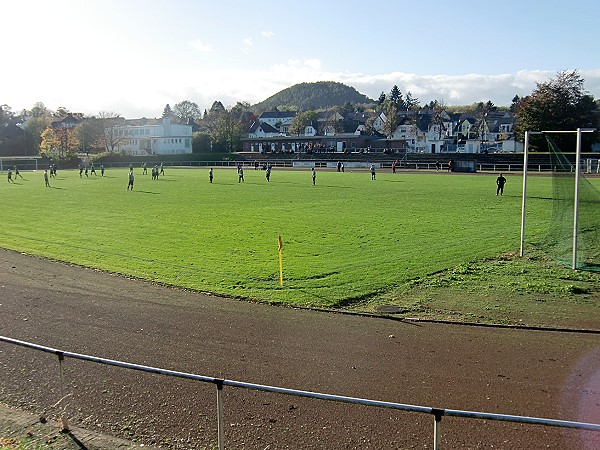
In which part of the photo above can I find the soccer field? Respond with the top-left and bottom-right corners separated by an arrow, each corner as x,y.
0,166 -> 574,307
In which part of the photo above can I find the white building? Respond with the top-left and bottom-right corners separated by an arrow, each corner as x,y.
114,118 -> 193,155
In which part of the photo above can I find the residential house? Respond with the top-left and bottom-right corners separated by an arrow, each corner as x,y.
243,107 -> 519,155
257,111 -> 297,133
247,121 -> 282,139
51,113 -> 84,129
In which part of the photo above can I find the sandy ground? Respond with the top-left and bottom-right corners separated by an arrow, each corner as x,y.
1,249 -> 600,449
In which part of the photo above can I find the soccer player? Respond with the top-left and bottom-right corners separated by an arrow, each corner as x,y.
44,169 -> 50,187
370,164 -> 376,180
127,169 -> 134,190
266,166 -> 271,182
496,173 -> 507,196
238,166 -> 244,183
209,168 -> 213,183
142,162 -> 147,175
7,168 -> 13,183
90,163 -> 96,176
14,165 -> 23,179
312,167 -> 316,185
159,163 -> 164,176
79,164 -> 84,177
100,165 -> 105,177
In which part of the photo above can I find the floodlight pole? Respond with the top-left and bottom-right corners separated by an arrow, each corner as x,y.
572,128 -> 582,269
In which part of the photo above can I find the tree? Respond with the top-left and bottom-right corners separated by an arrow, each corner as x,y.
30,102 -> 49,118
364,114 -> 378,136
0,104 -> 14,126
55,106 -> 70,116
289,111 -> 316,135
389,85 -> 401,104
515,70 -> 597,150
209,101 -> 226,115
192,132 -> 212,153
173,100 -> 202,123
510,95 -> 522,113
75,119 -> 105,154
378,92 -> 386,105
431,99 -> 447,140
40,126 -> 79,157
162,104 -> 174,120
97,111 -> 126,152
381,100 -> 398,138
212,110 -> 243,152
230,102 -> 255,133
405,92 -> 420,111
23,103 -> 52,155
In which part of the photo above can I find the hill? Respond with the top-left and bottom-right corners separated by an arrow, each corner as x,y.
252,81 -> 375,111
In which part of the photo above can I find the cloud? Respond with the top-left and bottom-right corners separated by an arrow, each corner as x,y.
8,59 -> 599,119
190,39 -> 213,53
261,31 -> 275,38
243,37 -> 253,47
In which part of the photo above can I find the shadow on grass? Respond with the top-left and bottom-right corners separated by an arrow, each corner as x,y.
132,190 -> 161,194
49,186 -> 66,190
65,431 -> 89,449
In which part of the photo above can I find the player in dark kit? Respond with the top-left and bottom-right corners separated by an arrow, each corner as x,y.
127,170 -> 134,190
496,173 -> 507,196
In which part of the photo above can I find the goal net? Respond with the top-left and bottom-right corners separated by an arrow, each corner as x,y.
0,157 -> 40,171
540,136 -> 600,271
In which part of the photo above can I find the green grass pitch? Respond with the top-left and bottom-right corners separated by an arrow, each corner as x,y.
0,166 -> 566,307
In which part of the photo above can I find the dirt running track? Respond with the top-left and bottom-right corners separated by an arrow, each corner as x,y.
1,249 -> 600,450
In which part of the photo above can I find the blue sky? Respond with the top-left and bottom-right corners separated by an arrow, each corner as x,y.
3,0 -> 600,118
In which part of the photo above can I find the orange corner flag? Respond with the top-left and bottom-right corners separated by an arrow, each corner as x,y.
278,235 -> 283,287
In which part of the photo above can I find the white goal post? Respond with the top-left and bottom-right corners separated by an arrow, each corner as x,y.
0,156 -> 40,172
520,128 -> 596,269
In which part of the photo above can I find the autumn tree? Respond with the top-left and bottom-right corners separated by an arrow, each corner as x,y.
40,126 -> 79,157
381,100 -> 398,138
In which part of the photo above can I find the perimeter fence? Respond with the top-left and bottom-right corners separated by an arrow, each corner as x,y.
2,335 -> 600,449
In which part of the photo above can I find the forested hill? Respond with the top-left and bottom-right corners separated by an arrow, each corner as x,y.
253,81 -> 375,111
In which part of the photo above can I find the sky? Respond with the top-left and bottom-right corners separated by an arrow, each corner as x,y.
3,0 -> 600,119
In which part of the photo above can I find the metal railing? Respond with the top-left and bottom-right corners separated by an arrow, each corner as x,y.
2,335 -> 600,449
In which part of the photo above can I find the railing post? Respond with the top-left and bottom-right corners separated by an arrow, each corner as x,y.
57,352 -> 69,432
433,409 -> 444,450
216,379 -> 225,450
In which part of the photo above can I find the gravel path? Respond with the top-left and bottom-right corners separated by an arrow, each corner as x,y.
1,249 -> 600,449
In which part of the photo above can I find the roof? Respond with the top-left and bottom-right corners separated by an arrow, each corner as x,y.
247,121 -> 280,134
258,111 -> 297,120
